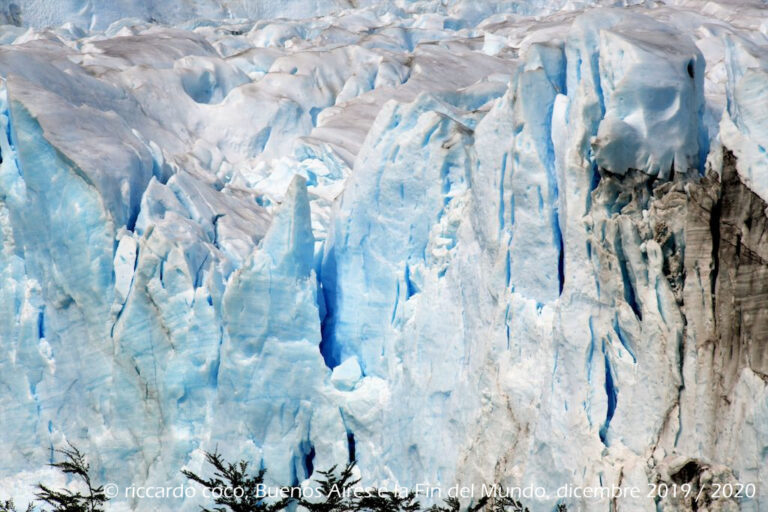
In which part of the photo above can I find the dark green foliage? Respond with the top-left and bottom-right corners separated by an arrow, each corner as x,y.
356,490 -> 420,512
424,496 -> 489,512
181,451 -> 290,512
8,447 -> 564,512
487,496 -> 528,512
35,444 -> 108,512
1,500 -> 34,512
294,462 -> 360,512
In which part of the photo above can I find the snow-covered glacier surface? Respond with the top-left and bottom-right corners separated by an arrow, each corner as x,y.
1,0 -> 768,510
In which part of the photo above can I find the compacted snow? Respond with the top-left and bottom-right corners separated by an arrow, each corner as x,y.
0,0 -> 767,510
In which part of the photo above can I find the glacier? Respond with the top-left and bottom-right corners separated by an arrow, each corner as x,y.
1,0 -> 768,511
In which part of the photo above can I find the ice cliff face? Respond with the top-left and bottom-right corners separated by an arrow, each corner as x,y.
1,1 -> 768,511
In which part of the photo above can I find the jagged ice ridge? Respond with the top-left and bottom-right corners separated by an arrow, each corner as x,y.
1,0 -> 768,510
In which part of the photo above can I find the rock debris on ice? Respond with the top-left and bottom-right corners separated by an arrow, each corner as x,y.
1,1 -> 768,511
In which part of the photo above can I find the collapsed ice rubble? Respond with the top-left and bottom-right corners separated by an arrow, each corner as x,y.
1,1 -> 768,511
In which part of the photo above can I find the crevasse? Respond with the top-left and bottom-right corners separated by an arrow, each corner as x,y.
1,1 -> 768,511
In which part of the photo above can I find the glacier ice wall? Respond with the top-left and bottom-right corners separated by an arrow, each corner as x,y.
4,0 -> 660,31
1,1 -> 768,511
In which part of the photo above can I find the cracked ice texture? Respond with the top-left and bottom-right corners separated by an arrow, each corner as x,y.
1,1 -> 768,511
